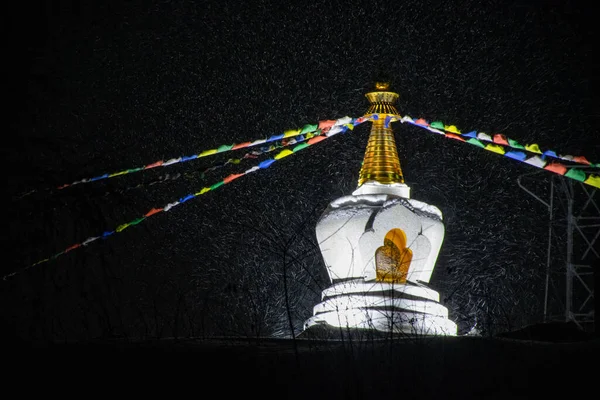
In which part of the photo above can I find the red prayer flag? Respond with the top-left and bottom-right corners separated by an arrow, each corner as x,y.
318,120 -> 336,131
493,134 -> 509,146
232,142 -> 252,150
307,136 -> 327,145
573,156 -> 591,165
544,163 -> 567,175
65,244 -> 81,253
144,161 -> 164,169
446,133 -> 465,142
145,208 -> 163,217
223,173 -> 244,184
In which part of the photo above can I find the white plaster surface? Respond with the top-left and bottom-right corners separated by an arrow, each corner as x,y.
305,187 -> 456,336
321,279 -> 440,302
313,295 -> 449,317
316,194 -> 444,283
304,308 -> 457,336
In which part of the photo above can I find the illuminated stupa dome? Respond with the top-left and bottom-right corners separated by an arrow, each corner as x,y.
302,83 -> 457,336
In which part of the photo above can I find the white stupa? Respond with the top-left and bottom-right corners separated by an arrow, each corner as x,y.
303,83 -> 457,336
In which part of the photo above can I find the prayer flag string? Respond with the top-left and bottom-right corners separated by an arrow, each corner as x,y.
15,122 -> 331,200
3,115 -> 371,280
389,115 -> 600,189
100,129 -> 327,197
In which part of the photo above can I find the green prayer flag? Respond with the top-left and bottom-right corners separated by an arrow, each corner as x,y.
565,168 -> 587,182
210,181 -> 224,190
293,143 -> 310,152
508,138 -> 525,149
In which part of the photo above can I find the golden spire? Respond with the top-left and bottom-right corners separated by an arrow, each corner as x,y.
357,82 -> 405,187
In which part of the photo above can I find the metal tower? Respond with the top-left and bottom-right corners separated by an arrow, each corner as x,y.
518,166 -> 598,332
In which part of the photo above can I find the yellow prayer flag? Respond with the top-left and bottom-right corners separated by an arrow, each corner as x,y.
484,144 -> 506,155
525,143 -> 542,154
116,223 -> 130,232
274,149 -> 294,160
109,170 -> 128,177
585,174 -> 600,189
283,129 -> 301,138
198,149 -> 218,157
445,125 -> 461,134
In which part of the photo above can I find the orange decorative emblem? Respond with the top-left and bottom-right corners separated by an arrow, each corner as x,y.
375,228 -> 413,283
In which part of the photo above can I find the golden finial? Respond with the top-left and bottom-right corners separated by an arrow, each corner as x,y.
357,82 -> 405,187
364,83 -> 400,115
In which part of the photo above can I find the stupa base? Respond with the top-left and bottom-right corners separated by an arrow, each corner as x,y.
302,279 -> 457,337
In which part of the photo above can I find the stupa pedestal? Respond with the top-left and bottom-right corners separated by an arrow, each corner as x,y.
303,188 -> 457,336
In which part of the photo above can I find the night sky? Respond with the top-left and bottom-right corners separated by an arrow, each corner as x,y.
4,0 -> 599,343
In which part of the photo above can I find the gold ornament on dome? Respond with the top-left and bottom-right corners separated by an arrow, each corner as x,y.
357,82 -> 405,186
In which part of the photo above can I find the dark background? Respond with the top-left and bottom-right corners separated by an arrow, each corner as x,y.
3,0 -> 599,344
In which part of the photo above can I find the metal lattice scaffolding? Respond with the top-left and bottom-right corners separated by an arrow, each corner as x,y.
518,167 -> 598,332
